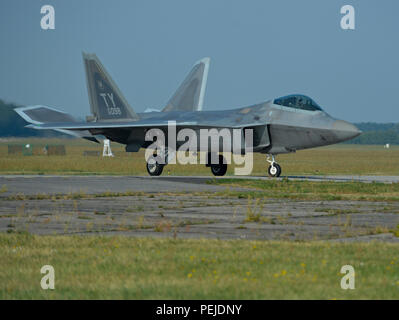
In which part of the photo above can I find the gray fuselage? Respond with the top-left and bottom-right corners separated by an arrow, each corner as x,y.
119,99 -> 361,155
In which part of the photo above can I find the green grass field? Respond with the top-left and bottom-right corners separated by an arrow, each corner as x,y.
1,234 -> 398,299
0,138 -> 399,176
1,138 -> 398,300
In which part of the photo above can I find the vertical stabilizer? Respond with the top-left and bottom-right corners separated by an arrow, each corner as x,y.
82,52 -> 139,121
162,57 -> 210,112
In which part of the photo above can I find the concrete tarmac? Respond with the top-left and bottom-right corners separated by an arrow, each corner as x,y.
1,175 -> 399,196
1,175 -> 398,242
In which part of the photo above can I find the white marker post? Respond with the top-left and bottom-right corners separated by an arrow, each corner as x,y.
103,139 -> 114,157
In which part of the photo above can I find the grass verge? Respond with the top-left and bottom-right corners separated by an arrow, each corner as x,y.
1,233 -> 398,299
209,178 -> 399,201
1,140 -> 399,176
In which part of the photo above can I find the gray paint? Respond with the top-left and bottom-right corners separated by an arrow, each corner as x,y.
15,55 -> 361,157
162,58 -> 209,112
82,52 -> 139,121
24,107 -> 77,123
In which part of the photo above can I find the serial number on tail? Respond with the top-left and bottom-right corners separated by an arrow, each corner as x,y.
99,92 -> 122,116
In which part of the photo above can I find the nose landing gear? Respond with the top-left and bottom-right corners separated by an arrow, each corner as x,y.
267,154 -> 281,177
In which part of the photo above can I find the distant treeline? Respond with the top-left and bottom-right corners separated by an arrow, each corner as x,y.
344,123 -> 399,145
0,99 -> 398,144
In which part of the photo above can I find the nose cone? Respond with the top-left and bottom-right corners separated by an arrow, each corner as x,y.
332,120 -> 362,142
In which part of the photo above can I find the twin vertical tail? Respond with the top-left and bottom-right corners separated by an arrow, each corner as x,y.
82,52 -> 139,121
83,53 -> 210,117
162,57 -> 210,112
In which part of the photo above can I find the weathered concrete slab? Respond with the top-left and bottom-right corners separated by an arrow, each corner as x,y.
1,192 -> 398,242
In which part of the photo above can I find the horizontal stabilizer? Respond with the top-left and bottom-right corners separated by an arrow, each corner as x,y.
14,105 -> 97,141
15,105 -> 77,124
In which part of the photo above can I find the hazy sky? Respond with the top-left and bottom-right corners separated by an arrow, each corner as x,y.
0,0 -> 398,122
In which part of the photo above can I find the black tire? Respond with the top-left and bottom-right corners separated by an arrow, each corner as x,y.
268,163 -> 281,177
210,155 -> 227,176
275,163 -> 281,177
211,164 -> 227,176
146,160 -> 164,176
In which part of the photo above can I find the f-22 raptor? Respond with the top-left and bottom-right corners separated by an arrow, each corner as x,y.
15,53 -> 361,177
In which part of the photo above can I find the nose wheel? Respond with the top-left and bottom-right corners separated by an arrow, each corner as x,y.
268,163 -> 281,177
267,154 -> 282,177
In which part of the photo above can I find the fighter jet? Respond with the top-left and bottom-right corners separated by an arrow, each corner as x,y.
15,53 -> 361,177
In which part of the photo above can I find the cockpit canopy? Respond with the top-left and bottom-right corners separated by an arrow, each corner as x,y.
273,95 -> 322,112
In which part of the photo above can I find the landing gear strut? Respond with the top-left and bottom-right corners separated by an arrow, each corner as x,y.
267,154 -> 281,177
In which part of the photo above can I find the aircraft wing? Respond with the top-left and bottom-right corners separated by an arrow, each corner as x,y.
25,119 -> 270,152
18,106 -> 271,152
25,120 -> 250,130
27,120 -> 174,130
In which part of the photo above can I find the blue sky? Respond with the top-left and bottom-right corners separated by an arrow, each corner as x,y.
0,0 -> 398,122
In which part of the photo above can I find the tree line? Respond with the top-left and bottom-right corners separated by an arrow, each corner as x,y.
344,123 -> 399,145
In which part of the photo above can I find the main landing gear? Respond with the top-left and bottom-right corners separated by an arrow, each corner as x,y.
267,154 -> 281,177
146,151 -> 228,177
210,155 -> 227,176
206,153 -> 227,176
146,158 -> 164,176
146,148 -> 174,176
